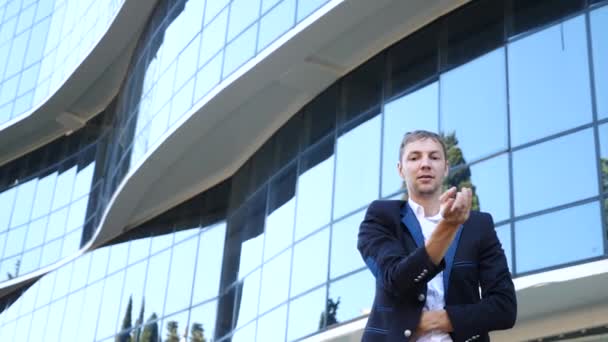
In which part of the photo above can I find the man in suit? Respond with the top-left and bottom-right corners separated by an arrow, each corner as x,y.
358,130 -> 516,341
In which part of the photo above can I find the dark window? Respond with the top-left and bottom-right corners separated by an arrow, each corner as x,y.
509,0 -> 584,37
301,83 -> 338,150
341,54 -> 383,126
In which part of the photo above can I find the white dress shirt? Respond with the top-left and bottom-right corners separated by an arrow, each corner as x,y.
408,199 -> 453,342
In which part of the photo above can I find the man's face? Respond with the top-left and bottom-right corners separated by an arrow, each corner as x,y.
398,138 -> 448,198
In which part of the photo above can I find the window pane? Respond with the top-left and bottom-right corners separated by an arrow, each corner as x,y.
51,166 -> 76,210
76,281 -> 103,342
496,224 -> 513,272
259,249 -> 291,314
468,154 -> 510,222
328,269 -> 374,326
382,82 -> 438,197
234,269 -> 261,329
222,22 -> 257,77
205,0 -> 230,26
28,306 -> 49,342
330,209 -> 365,279
51,262 -> 72,301
342,56 -> 382,124
96,270 -> 125,340
45,207 -> 68,241
72,162 -> 94,199
20,246 -> 41,275
128,237 -> 151,265
107,242 -> 129,274
295,138 -> 334,240
88,246 -> 110,284
227,0 -> 260,42
513,129 -> 597,216
0,188 -> 16,232
257,304 -> 286,342
287,285 -> 325,341
264,165 -> 296,261
30,172 -> 57,219
333,115 -> 381,218
199,7 -> 228,67
508,15 -> 592,146
11,179 -> 36,228
510,0 -> 584,36
144,249 -> 171,319
258,0 -> 295,50
193,222 -> 226,304
4,224 -> 26,257
515,201 -> 603,273
118,260 -> 147,333
59,289 -> 84,341
296,0 -> 327,22
159,311 -> 189,342
70,252 -> 91,292
591,6 -> 608,119
65,196 -> 87,231
290,228 -> 329,297
45,298 -> 66,342
165,237 -> 197,315
232,320 -> 257,342
440,48 -> 508,162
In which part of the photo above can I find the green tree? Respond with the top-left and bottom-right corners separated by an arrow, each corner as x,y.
140,314 -> 159,342
190,322 -> 206,342
165,321 -> 180,342
116,296 -> 133,342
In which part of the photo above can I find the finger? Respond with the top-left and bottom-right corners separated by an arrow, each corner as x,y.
439,187 -> 457,202
451,191 -> 464,211
441,198 -> 455,216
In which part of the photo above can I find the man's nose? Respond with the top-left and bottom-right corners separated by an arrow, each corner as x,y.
420,157 -> 431,168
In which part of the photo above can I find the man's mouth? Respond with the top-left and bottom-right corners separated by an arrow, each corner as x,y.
417,175 -> 434,180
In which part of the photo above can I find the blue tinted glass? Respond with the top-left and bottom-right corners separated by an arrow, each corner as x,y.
45,207 -> 68,241
194,50 -> 223,101
508,15 -> 592,146
60,228 -> 80,258
290,228 -> 329,297
0,188 -> 16,232
440,48 -> 508,162
65,196 -> 87,231
10,178 -> 36,227
600,123 -> 608,193
258,0 -> 295,50
591,6 -> 608,119
15,3 -> 35,33
97,270 -> 126,339
169,77 -> 194,125
5,29 -> 29,76
51,165 -> 76,210
72,162 -> 94,199
204,0 -> 230,25
144,249 -> 171,318
0,16 -> 16,45
189,300 -> 218,341
234,269 -> 261,329
232,320 -> 257,342
35,0 -> 55,21
24,17 -> 50,67
0,75 -> 19,110
257,304 -> 287,341
193,222 -> 226,304
264,200 -> 295,261
328,269 -> 374,325
513,129 -> 598,216
199,7 -> 228,67
223,22 -> 257,77
11,90 -> 32,116
334,115 -> 381,219
28,306 -> 49,341
227,0 -> 260,42
51,262 -> 72,301
30,171 -> 56,219
495,224 -> 512,272
287,285 -> 325,340
58,289 -> 84,341
88,246 -> 110,283
20,245 -> 41,275
4,223 -> 26,257
515,201 -> 603,273
69,252 -> 91,291
469,154 -> 510,222
107,242 -> 128,274
44,297 -> 66,342
382,82 -> 438,197
262,0 -> 281,13
76,281 -> 103,342
259,249 -> 291,314
330,209 -> 365,279
173,34 -> 200,95
25,216 -> 46,249
164,237 -> 197,315
127,237 -> 150,265
297,0 -> 327,22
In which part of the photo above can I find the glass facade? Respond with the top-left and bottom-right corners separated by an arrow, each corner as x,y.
0,0 -> 607,341
0,0 -> 124,123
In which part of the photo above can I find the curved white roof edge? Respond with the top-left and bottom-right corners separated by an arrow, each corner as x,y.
0,0 -> 470,299
0,0 -> 159,167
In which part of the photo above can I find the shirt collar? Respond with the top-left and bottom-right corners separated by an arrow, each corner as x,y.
408,198 -> 442,222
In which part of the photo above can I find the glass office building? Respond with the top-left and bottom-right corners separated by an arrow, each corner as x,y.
0,0 -> 607,341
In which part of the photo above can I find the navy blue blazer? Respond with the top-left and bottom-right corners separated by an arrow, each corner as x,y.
357,200 -> 516,342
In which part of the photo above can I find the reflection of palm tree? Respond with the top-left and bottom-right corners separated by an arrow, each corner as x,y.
319,297 -> 341,329
602,157 -> 607,223
443,133 -> 479,211
141,314 -> 159,342
6,259 -> 20,280
190,323 -> 206,342
116,296 -> 133,342
165,321 -> 180,342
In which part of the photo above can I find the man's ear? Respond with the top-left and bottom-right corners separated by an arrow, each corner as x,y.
397,161 -> 404,179
444,162 -> 450,178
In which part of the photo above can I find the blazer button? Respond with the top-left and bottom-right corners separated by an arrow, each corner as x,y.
404,329 -> 412,337
418,293 -> 426,302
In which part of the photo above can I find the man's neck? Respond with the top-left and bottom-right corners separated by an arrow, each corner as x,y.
409,194 -> 441,217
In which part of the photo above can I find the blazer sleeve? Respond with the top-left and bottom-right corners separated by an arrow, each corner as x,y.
445,213 -> 517,338
357,200 -> 445,299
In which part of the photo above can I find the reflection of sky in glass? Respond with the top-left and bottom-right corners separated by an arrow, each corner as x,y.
96,270 -> 125,339
232,320 -> 257,342
77,281 -> 103,341
513,129 -> 597,216
297,0 -> 328,22
257,304 -> 287,341
70,252 -> 91,291
440,48 -> 508,162
0,188 -> 16,231
259,248 -> 291,314
193,223 -> 226,304
128,237 -> 151,265
508,15 -> 592,146
45,298 -> 66,342
11,178 -> 36,227
234,269 -> 260,328
50,262 -> 71,301
287,285 -> 325,341
165,237 -> 198,315
382,82 -> 438,197
495,224 -> 512,272
107,242 -> 128,274
515,201 -> 603,273
259,0 -> 296,50
88,246 -> 110,284
290,228 -> 329,297
119,260 -> 147,331
189,300 -> 218,341
30,172 -> 56,219
469,154 -> 510,222
27,306 -> 49,341
264,198 -> 295,260
330,209 -> 366,279
238,232 -> 263,279
591,6 -> 608,119
295,156 -> 334,240
59,289 -> 84,341
328,269 -> 374,323
144,249 -> 171,319
334,115 -> 381,219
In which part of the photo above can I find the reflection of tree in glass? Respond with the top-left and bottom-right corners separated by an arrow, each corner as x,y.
141,314 -> 159,342
601,157 -> 608,193
319,297 -> 341,329
190,323 -> 206,342
6,259 -> 20,280
133,299 -> 145,342
165,321 -> 181,342
443,133 -> 479,211
116,296 -> 133,342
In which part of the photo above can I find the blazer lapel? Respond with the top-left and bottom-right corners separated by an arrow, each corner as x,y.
443,225 -> 463,299
400,202 -> 425,248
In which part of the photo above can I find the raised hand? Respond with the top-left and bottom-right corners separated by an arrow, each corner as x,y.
441,186 -> 472,227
